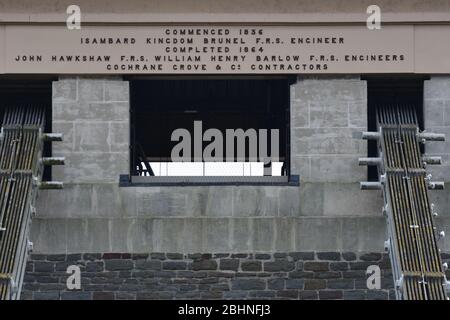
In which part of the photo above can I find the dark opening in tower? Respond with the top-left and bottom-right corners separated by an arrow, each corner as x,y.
365,76 -> 427,181
129,77 -> 293,182
0,78 -> 54,181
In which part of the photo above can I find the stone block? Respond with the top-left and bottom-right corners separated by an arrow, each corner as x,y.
53,102 -> 129,122
317,252 -> 341,261
290,156 -> 310,179
299,290 -> 319,300
53,152 -> 128,183
204,219 -> 231,252
309,156 -> 365,183
36,184 -> 93,218
219,259 -> 239,271
304,279 -> 326,290
291,99 -> 309,128
309,102 -> 348,128
292,78 -> 366,103
105,80 -> 129,102
78,78 -> 104,102
348,101 -> 367,128
61,291 -> 92,300
274,219 -> 295,252
292,127 -> 365,155
366,290 -> 389,300
296,218 -> 340,251
322,183 -> 382,217
278,188 -> 301,217
330,262 -> 349,271
152,218 -> 185,252
424,77 -> 450,100
288,252 -> 315,261
285,279 -> 304,289
233,187 -> 278,217
162,261 -> 187,270
252,218 -> 275,251
231,279 -> 266,290
342,252 -> 357,261
53,79 -> 77,102
30,218 -> 67,253
136,188 -> 186,217
267,278 -> 285,290
186,187 -> 233,217
74,122 -> 110,152
105,259 -> 133,271
263,260 -> 295,272
359,253 -> 382,261
191,259 -> 218,271
304,262 -> 329,272
425,99 -> 445,127
34,291 -> 60,300
276,290 -> 298,299
51,121 -> 74,153
343,290 -> 366,300
241,260 -> 262,272
109,122 -> 129,152
318,290 -> 343,299
328,279 -> 354,289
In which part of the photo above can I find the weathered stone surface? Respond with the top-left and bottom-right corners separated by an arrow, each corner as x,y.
162,261 -> 187,270
276,290 -> 299,299
53,79 -> 77,102
343,290 -> 366,300
191,259 -> 218,271
105,80 -> 129,102
23,251 -> 397,300
366,290 -> 389,300
330,262 -> 348,271
135,260 -> 161,270
34,292 -> 60,300
289,252 -> 315,261
166,253 -> 184,260
285,279 -> 304,289
61,291 -> 92,300
318,290 -> 343,300
304,262 -> 329,272
299,290 -> 318,300
219,259 -> 239,271
342,252 -> 357,261
288,271 -> 314,279
241,261 -> 262,272
231,279 -> 265,290
359,253 -> 382,261
255,254 -> 271,260
264,260 -> 295,272
105,259 -> 133,271
267,278 -> 285,290
327,279 -> 354,289
304,279 -> 326,290
34,262 -> 55,272
317,252 -> 341,261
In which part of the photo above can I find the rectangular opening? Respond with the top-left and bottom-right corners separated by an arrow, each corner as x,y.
129,77 -> 293,184
365,76 -> 427,181
0,78 -> 54,181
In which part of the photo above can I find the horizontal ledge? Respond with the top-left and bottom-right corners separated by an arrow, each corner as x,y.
2,13 -> 450,24
120,174 -> 299,187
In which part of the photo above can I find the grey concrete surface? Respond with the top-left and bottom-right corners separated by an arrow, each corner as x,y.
29,75 -> 450,254
290,77 -> 367,182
